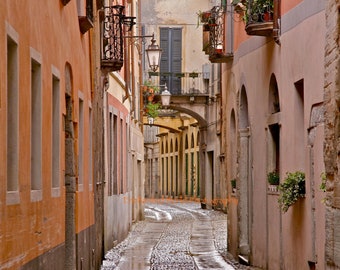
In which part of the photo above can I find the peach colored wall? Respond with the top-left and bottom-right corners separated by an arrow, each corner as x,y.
225,2 -> 325,268
0,1 -> 94,268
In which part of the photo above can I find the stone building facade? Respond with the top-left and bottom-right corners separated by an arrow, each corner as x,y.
141,0 -> 223,208
324,0 -> 340,268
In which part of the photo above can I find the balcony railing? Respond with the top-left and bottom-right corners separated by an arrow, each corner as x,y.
101,5 -> 124,72
199,6 -> 232,63
146,72 -> 210,96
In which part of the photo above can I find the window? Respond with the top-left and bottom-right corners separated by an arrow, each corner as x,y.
160,28 -> 182,94
109,111 -> 113,196
294,79 -> 305,162
7,30 -> 19,204
52,68 -> 61,196
267,75 -> 280,179
113,114 -> 118,194
31,48 -> 42,201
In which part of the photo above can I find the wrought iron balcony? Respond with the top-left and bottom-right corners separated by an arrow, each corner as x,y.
101,5 -> 124,72
200,6 -> 232,63
146,71 -> 210,96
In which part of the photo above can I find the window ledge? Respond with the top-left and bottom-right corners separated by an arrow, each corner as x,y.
6,191 -> 20,205
31,190 -> 42,202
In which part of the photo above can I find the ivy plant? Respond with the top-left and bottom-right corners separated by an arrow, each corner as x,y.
267,171 -> 280,185
278,171 -> 305,213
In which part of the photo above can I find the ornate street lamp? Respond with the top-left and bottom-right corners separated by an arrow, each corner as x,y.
160,85 -> 171,108
146,36 -> 162,72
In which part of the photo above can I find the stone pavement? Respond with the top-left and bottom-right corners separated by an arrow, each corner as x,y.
101,200 -> 257,270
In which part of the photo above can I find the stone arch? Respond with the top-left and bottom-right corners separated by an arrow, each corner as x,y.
239,86 -> 249,129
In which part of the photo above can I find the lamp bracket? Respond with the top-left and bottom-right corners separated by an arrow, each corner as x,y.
123,34 -> 156,56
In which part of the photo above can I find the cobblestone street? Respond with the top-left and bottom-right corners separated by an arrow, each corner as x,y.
101,200 -> 256,270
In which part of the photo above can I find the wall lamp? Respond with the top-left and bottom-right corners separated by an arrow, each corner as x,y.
160,84 -> 171,108
124,34 -> 162,72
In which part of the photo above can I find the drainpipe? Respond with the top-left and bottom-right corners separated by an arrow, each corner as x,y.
273,0 -> 281,44
65,94 -> 76,270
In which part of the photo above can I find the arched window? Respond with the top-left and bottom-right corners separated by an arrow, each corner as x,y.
191,133 -> 195,148
267,74 -> 281,177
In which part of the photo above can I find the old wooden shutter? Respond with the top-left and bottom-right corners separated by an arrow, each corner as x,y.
160,28 -> 182,94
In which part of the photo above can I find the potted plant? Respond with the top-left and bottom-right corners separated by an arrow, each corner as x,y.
189,72 -> 199,78
145,102 -> 161,119
231,0 -> 273,23
196,10 -> 215,27
143,80 -> 160,103
267,170 -> 280,192
278,171 -> 305,213
267,171 -> 280,185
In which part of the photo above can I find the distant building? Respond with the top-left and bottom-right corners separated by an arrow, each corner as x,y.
141,0 -> 223,208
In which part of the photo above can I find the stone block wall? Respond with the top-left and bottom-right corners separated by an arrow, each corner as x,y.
324,0 -> 340,268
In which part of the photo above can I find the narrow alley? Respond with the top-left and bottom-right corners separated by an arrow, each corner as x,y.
101,200 -> 252,270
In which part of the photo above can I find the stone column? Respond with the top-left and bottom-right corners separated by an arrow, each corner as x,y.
199,126 -> 207,208
239,128 -> 250,256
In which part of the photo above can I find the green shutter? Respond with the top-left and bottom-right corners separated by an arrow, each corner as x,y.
160,27 -> 182,94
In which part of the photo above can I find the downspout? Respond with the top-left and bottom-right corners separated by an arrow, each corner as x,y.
129,1 -> 136,115
123,0 -> 130,102
273,0 -> 281,45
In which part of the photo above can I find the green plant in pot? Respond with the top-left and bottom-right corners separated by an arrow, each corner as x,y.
267,171 -> 280,185
145,102 -> 161,119
278,171 -> 305,213
231,0 -> 273,22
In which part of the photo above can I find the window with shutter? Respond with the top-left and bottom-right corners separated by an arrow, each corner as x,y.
160,28 -> 182,94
